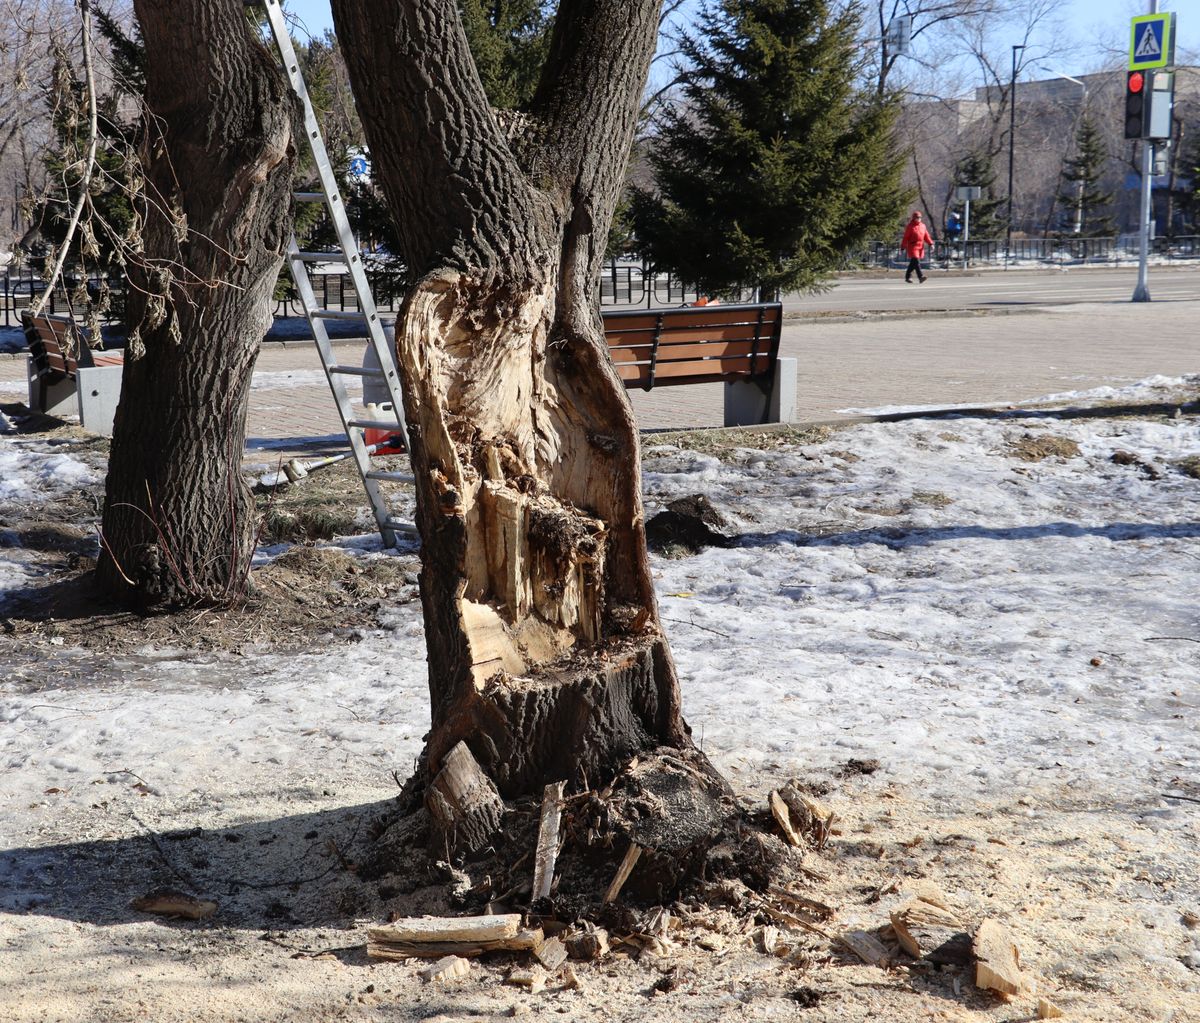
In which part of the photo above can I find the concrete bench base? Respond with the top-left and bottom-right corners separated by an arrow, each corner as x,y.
723,356 -> 797,426
26,355 -> 123,436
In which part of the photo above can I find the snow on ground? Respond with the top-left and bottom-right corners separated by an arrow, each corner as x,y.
0,376 -> 1198,1020
0,377 -> 1197,829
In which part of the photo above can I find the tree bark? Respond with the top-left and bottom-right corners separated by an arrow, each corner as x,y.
96,0 -> 295,606
332,0 -> 699,817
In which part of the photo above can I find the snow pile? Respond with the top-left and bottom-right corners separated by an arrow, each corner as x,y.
0,442 -> 97,502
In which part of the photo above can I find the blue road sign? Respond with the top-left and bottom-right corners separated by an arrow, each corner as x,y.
1129,13 -> 1175,72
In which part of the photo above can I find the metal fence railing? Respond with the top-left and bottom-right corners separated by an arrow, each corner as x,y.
849,234 -> 1200,270
4,236 -> 1197,329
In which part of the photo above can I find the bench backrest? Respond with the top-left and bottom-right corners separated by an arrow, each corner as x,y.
22,312 -> 86,382
602,302 -> 783,391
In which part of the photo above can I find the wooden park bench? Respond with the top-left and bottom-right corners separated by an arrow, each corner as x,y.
601,302 -> 795,426
21,311 -> 124,435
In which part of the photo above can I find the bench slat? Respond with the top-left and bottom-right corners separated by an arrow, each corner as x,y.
607,322 -> 768,347
617,357 -> 762,382
608,339 -> 765,365
602,306 -> 780,331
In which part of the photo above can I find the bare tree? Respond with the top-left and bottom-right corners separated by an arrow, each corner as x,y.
866,0 -> 1007,98
96,0 -> 296,605
0,1 -> 78,255
330,0 -> 728,866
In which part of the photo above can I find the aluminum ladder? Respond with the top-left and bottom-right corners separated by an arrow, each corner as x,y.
257,0 -> 414,546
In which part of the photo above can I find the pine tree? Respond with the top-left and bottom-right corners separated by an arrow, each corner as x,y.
951,150 -> 1005,240
631,0 -> 908,297
1058,115 -> 1114,237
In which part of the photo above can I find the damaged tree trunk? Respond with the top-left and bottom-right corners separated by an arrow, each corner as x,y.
97,0 -> 295,606
332,0 -> 723,860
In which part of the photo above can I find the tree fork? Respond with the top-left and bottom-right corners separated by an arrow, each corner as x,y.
332,0 -> 728,866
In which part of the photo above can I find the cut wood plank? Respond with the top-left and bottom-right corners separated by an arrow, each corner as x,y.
418,955 -> 471,983
531,780 -> 565,902
425,742 -> 505,857
366,927 -> 542,960
368,913 -> 521,945
1037,998 -> 1065,1019
973,919 -> 1025,998
603,842 -> 641,904
839,929 -> 891,968
533,936 -> 568,972
769,790 -> 803,847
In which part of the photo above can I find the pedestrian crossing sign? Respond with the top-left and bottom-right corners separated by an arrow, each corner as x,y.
1129,13 -> 1175,71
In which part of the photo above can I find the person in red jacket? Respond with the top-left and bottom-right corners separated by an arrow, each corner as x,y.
901,211 -> 934,284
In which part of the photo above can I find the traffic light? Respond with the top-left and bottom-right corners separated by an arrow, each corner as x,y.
1125,70 -> 1149,139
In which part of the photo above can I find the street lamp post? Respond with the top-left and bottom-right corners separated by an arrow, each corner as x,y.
1006,43 -> 1025,268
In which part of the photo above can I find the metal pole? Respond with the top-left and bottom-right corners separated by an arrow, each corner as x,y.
963,199 -> 971,271
1133,0 -> 1159,302
1006,44 -> 1024,269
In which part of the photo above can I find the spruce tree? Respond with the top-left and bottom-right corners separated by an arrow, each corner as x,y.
1058,115 -> 1114,237
631,0 -> 907,297
458,0 -> 552,109
951,150 -> 1005,240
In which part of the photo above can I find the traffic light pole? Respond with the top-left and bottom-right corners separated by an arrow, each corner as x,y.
1132,0 -> 1158,303
1132,142 -> 1152,302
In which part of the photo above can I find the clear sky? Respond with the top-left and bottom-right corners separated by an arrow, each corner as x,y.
283,1 -> 1196,76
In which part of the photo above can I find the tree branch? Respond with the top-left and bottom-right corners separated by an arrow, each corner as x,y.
33,0 -> 98,316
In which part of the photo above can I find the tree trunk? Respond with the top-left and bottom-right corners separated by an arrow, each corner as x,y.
332,0 -> 704,823
96,0 -> 295,606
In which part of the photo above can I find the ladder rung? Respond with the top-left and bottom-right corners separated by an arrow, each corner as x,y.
366,470 -> 415,483
347,418 -> 402,430
294,191 -> 328,202
385,518 -> 419,535
293,251 -> 349,263
311,309 -> 368,320
329,366 -> 384,378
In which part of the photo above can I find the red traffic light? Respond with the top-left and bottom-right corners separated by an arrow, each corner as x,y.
1128,71 -> 1145,93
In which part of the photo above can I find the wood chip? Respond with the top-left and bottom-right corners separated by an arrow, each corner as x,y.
753,925 -> 778,955
769,790 -> 803,847
368,913 -> 522,945
531,781 -> 565,902
129,889 -> 217,920
603,842 -> 641,904
418,955 -> 471,983
768,885 -> 835,920
561,963 -> 583,991
565,924 -> 609,961
889,898 -> 963,958
1037,998 -> 1065,1019
973,919 -> 1025,998
533,936 -> 568,972
778,783 -> 835,849
839,929 -> 891,968
506,965 -> 547,993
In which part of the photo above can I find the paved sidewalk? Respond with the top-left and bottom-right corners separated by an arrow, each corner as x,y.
2,299 -> 1196,456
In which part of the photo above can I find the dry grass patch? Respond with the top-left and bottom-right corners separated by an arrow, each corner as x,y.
1007,432 -> 1081,462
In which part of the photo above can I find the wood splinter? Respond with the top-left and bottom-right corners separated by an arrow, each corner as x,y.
603,842 -> 642,904
531,780 -> 566,903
